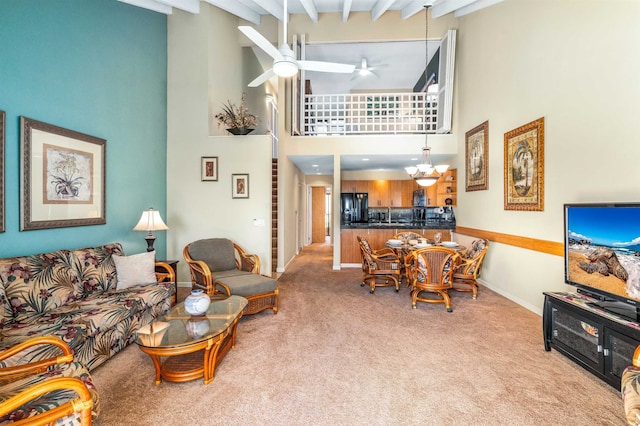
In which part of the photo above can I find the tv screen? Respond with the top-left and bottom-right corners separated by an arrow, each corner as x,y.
564,203 -> 640,312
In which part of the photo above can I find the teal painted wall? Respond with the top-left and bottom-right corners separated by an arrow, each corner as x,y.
0,0 -> 168,258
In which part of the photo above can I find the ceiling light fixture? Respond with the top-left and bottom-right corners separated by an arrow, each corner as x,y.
405,5 -> 448,187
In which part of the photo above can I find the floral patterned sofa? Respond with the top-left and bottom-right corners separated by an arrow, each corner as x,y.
0,243 -> 175,372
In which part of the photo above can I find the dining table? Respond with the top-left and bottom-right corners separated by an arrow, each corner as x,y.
383,240 -> 467,286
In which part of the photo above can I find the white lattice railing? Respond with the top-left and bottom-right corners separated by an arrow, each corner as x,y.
303,92 -> 437,136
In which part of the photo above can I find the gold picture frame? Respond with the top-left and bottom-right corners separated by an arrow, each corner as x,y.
504,117 -> 545,211
465,120 -> 488,191
20,117 -> 106,230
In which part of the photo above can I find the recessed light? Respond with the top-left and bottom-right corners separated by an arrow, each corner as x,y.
312,164 -> 319,167
362,158 -> 369,161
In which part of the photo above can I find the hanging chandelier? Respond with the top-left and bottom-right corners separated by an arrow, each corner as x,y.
405,5 -> 448,187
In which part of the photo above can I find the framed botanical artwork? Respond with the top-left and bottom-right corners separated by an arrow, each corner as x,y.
465,120 -> 488,191
201,156 -> 218,181
20,117 -> 106,230
231,174 -> 249,199
504,117 -> 545,211
0,110 -> 4,233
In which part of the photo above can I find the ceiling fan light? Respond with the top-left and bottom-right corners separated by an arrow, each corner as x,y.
273,60 -> 298,77
434,164 -> 449,174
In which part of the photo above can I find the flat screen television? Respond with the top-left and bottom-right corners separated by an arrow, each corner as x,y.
564,202 -> 640,321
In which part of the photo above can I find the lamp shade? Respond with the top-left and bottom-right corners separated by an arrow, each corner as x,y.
133,208 -> 169,232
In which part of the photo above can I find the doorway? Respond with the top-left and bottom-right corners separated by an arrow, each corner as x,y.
311,186 -> 326,243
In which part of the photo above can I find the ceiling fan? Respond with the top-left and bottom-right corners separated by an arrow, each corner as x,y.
238,0 -> 355,87
352,57 -> 388,80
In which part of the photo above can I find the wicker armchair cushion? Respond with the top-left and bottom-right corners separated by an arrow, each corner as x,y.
216,272 -> 276,298
188,239 -> 237,272
465,239 -> 487,260
623,365 -> 640,425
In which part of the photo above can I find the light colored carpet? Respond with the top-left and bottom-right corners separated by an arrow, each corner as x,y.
91,243 -> 625,425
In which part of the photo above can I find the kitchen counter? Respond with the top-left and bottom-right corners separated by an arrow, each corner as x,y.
341,221 -> 455,230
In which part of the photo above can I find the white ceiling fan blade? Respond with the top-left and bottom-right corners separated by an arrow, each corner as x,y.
248,69 -> 276,87
299,60 -> 355,73
238,26 -> 282,60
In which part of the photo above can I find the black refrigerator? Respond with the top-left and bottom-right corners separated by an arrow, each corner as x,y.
340,193 -> 368,224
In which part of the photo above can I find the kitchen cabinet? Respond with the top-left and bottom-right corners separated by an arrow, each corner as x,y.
369,180 -> 390,207
341,180 -> 370,194
388,180 -> 402,207
401,180 -> 418,206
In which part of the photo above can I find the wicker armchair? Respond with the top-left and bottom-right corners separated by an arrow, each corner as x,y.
0,336 -> 99,425
452,238 -> 488,299
406,247 -> 460,312
622,345 -> 640,425
357,236 -> 401,294
183,238 -> 278,315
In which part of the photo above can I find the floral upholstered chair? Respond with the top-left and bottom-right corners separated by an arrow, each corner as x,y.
0,336 -> 99,425
406,247 -> 460,312
622,345 -> 640,425
452,238 -> 488,299
357,236 -> 401,294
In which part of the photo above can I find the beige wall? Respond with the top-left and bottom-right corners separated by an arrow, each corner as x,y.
167,6 -> 273,282
453,0 -> 640,313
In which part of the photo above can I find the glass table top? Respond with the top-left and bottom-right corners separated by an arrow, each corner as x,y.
135,295 -> 248,348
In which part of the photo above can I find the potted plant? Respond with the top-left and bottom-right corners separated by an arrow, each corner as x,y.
214,92 -> 258,135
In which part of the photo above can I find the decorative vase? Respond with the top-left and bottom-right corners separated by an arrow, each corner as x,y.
184,290 -> 210,316
226,127 -> 254,135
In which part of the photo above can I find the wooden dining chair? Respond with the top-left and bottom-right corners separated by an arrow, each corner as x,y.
452,238 -> 488,299
357,236 -> 401,294
406,246 -> 460,312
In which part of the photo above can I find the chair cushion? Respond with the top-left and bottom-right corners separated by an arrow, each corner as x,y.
622,365 -> 640,425
216,272 -> 276,297
113,251 -> 157,289
189,239 -> 237,272
0,361 -> 100,425
0,250 -> 78,323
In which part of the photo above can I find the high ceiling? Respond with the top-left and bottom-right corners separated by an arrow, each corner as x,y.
117,0 -> 503,22
118,0 -> 502,174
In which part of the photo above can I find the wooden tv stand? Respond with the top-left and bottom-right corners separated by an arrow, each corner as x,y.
543,291 -> 640,389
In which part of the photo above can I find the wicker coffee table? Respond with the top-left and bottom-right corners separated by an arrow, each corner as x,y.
135,295 -> 248,385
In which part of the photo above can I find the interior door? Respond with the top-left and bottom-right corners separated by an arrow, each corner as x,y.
311,186 -> 326,243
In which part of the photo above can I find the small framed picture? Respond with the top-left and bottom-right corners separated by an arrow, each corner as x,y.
231,174 -> 249,199
201,156 -> 218,181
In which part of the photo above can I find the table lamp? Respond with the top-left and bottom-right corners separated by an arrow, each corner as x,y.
133,208 -> 169,252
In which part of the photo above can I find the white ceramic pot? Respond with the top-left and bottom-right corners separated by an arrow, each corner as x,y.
184,289 -> 210,316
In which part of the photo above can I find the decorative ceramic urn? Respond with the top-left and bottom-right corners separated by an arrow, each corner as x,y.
184,289 -> 210,316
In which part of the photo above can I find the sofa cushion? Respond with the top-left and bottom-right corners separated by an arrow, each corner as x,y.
0,322 -> 87,367
0,281 -> 12,327
215,272 -> 277,297
0,360 -> 100,425
70,243 -> 124,298
0,250 -> 78,323
113,251 -> 157,289
189,238 -> 237,272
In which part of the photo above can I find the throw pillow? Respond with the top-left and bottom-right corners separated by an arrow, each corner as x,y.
113,251 -> 157,290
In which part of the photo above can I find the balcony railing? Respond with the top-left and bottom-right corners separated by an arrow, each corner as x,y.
303,92 -> 436,136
